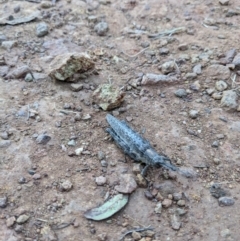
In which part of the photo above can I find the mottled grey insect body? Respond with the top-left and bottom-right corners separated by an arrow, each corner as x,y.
106,114 -> 179,175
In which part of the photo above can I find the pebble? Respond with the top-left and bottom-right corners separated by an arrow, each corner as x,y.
161,61 -> 175,74
0,196 -> 7,208
0,140 -> 11,148
212,140 -> 219,148
115,174 -> 137,194
135,174 -> 147,187
60,180 -> 73,191
206,88 -> 214,95
232,53 -> 240,70
185,72 -> 197,80
36,134 -> 51,144
159,47 -> 169,55
1,41 -> 17,51
68,139 -> 76,146
177,200 -> 186,207
221,90 -> 238,111
178,43 -> 188,51
18,177 -> 26,184
212,92 -> 222,100
132,163 -> 141,175
97,233 -> 108,241
218,196 -> 235,206
41,1 -> 52,8
220,229 -> 231,238
170,214 -> 181,230
213,158 -> 221,165
175,89 -> 187,98
82,114 -> 91,120
36,22 -> 49,37
162,199 -> 172,208
16,214 -> 29,224
219,0 -> 229,5
144,190 -> 154,200
6,216 -> 16,227
100,160 -> 108,167
14,5 -> 20,13
75,147 -> 83,155
193,64 -> 202,75
98,151 -> 105,160
206,64 -> 230,80
176,208 -> 187,216
215,80 -> 228,91
74,113 -> 82,121
32,173 -> 41,180
70,83 -> 83,91
95,176 -> 107,186
132,231 -> 142,240
189,110 -> 199,119
173,192 -> 182,201
40,226 -> 57,241
94,22 -> 109,36
25,73 -> 33,82
154,202 -> 162,214
0,131 -> 8,140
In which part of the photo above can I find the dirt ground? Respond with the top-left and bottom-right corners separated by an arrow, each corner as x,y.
1,0 -> 240,240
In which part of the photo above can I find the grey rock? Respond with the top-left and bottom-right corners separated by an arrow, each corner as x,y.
193,64 -> 202,75
220,229 -> 231,238
159,47 -> 169,55
161,61 -> 175,74
68,139 -> 76,146
94,22 -> 109,36
220,49 -> 236,64
0,66 -> 9,77
0,131 -> 8,140
36,134 -> 51,144
0,196 -> 7,208
32,72 -> 48,80
154,181 -> 177,197
0,34 -> 7,43
175,89 -> 187,98
25,73 -> 33,82
14,5 -> 21,13
115,174 -> 137,194
16,214 -> 29,224
60,180 -> 73,191
232,53 -> 240,70
206,88 -> 214,95
173,192 -> 182,201
225,9 -> 240,17
177,200 -> 186,207
1,41 -> 17,51
219,0 -> 229,5
41,226 -> 57,241
185,72 -> 197,80
36,22 -> 49,37
154,202 -> 162,214
95,176 -> 107,186
6,216 -> 16,227
212,140 -> 219,148
15,224 -> 24,233
189,110 -> 199,119
131,231 -> 141,240
212,92 -> 222,100
100,160 -> 108,167
162,199 -> 172,208
141,73 -> 179,85
221,90 -> 238,111
206,64 -> 230,80
98,151 -> 105,160
218,196 -> 235,206
170,214 -> 181,230
70,83 -> 83,91
0,140 -> 11,148
82,114 -> 91,120
178,43 -> 188,51
176,208 -> 187,216
215,80 -> 228,91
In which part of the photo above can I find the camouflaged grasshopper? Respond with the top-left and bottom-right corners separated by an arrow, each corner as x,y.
106,114 -> 195,178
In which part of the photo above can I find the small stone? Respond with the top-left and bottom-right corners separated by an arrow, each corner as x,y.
41,1 -> 53,8
213,158 -> 221,165
36,22 -> 49,37
74,113 -> 82,121
41,226 -> 57,241
95,176 -> 107,186
185,72 -> 197,80
219,0 -> 229,5
176,208 -> 187,216
173,192 -> 182,201
212,92 -> 222,100
178,43 -> 188,51
142,230 -> 155,237
218,197 -> 235,206
101,160 -> 108,167
1,41 -> 17,51
0,140 -> 11,148
232,53 -> 240,70
162,199 -> 172,208
220,229 -> 231,238
216,134 -> 224,139
97,233 -> 107,241
175,89 -> 187,98
60,180 -> 73,191
16,214 -> 30,224
25,73 -> 33,82
98,151 -> 105,160
6,216 -> 16,227
115,174 -> 137,194
170,214 -> 181,230
161,61 -> 175,74
75,147 -> 83,155
68,139 -> 76,146
82,114 -> 91,120
132,163 -> 141,175
94,22 -> 109,36
36,134 -> 51,144
144,190 -> 154,200
154,202 -> 162,214
215,80 -> 228,91
0,131 -> 9,140
206,88 -> 215,95
70,83 -> 83,91
189,110 -> 199,119
177,200 -> 185,207
32,173 -> 41,180
212,140 -> 219,148
132,231 -> 142,240
18,177 -> 26,184
15,225 -> 24,233
0,196 -> 7,208
159,47 -> 169,55
193,64 -> 202,75
206,64 -> 230,80
136,174 -> 147,187
221,90 -> 238,111
126,116 -> 133,122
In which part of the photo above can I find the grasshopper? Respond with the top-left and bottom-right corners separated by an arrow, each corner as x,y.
106,114 -> 195,178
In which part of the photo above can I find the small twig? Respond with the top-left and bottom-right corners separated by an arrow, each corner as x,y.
121,47 -> 149,58
119,226 -> 154,241
52,219 -> 75,230
59,109 -> 79,115
36,218 -> 48,223
148,27 -> 186,39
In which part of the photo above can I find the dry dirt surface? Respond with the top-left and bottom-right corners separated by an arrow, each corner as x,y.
1,0 -> 240,240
